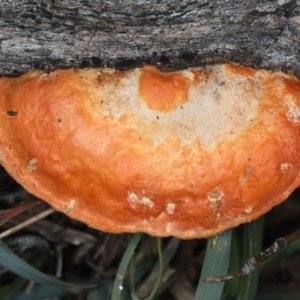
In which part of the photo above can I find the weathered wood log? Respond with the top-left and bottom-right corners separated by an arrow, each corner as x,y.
0,0 -> 300,76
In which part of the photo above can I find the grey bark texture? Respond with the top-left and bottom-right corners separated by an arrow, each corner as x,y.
0,0 -> 300,76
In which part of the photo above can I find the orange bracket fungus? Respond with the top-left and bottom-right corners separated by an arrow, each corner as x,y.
1,64 -> 300,239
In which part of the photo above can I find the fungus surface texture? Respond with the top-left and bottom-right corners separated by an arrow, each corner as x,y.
1,64 -> 300,239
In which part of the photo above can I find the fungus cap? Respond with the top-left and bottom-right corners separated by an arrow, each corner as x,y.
1,64 -> 300,239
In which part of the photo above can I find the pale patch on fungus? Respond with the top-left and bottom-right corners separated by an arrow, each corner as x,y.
285,97 -> 300,123
165,222 -> 172,233
63,199 -> 76,213
27,158 -> 38,172
182,70 -> 195,82
101,68 -> 116,75
244,207 -> 253,214
98,65 -> 261,149
287,108 -> 300,123
281,163 -> 292,173
166,202 -> 176,214
283,191 -> 290,198
0,150 -> 5,162
140,197 -> 153,208
40,73 -> 49,78
127,192 -> 154,209
207,187 -> 224,212
239,177 -> 247,184
239,167 -> 253,184
246,167 -> 253,176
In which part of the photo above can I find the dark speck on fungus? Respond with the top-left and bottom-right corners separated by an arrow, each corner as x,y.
7,110 -> 18,116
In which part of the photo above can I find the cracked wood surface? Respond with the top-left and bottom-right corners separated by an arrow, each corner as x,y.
0,0 -> 300,76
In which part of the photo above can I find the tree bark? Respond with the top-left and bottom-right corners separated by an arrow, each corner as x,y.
0,0 -> 300,76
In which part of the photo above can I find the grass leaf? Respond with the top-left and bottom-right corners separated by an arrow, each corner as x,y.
195,229 -> 232,300
111,233 -> 143,300
0,239 -> 101,289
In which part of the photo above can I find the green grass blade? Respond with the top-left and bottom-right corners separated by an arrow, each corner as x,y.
87,281 -> 131,300
87,281 -> 112,300
195,229 -> 232,300
8,284 -> 74,300
254,294 -> 300,300
223,226 -> 242,298
237,218 -> 264,300
0,275 -> 26,300
145,238 -> 163,300
111,233 -> 143,300
223,217 -> 264,300
0,240 -> 101,289
0,253 -> 46,300
129,253 -> 140,300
